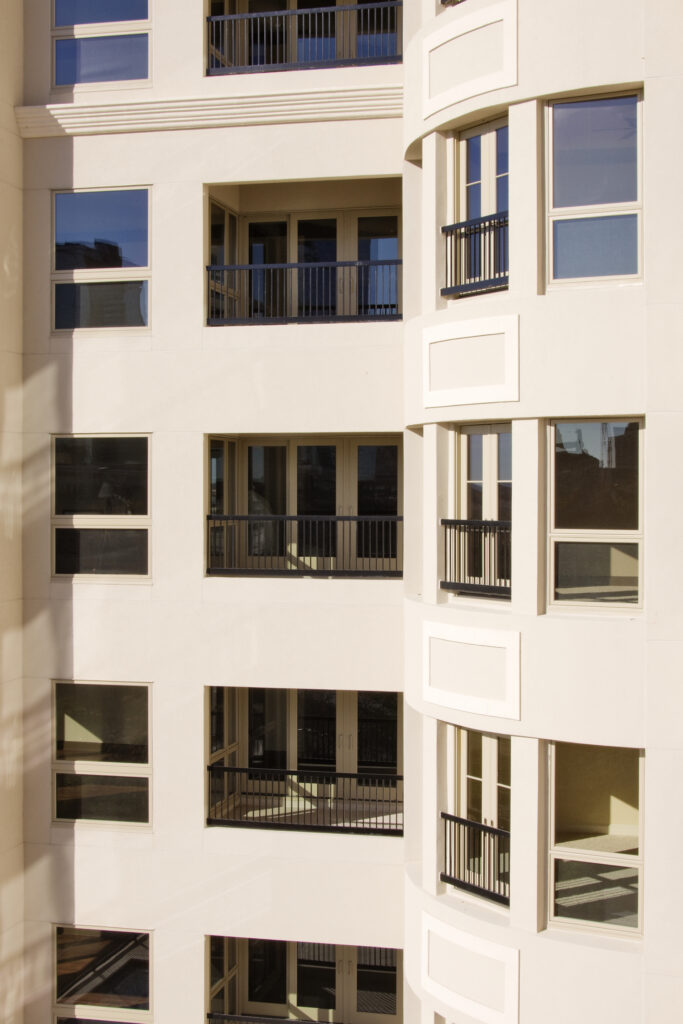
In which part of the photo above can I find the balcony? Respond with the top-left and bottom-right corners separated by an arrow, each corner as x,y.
209,687 -> 402,835
208,514 -> 403,577
441,212 -> 509,298
207,1 -> 402,75
207,259 -> 401,324
440,518 -> 511,597
440,811 -> 510,906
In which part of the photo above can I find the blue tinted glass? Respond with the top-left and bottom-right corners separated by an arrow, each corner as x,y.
55,0 -> 147,26
467,136 -> 481,184
496,126 -> 508,175
496,176 -> 508,213
55,35 -> 148,85
56,191 -> 148,269
553,96 -> 637,208
55,282 -> 148,329
467,183 -> 481,220
553,215 -> 638,279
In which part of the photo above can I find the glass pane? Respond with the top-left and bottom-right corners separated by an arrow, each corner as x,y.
554,743 -> 639,854
55,774 -> 149,822
357,446 -> 398,516
55,190 -> 148,270
497,483 -> 512,522
467,483 -> 482,521
56,683 -> 147,762
554,542 -> 638,603
55,281 -> 148,329
227,974 -> 237,1013
210,936 -> 225,988
357,946 -> 397,1014
298,220 -> 337,317
553,859 -> 638,928
227,688 -> 237,746
56,927 -> 149,1008
297,445 -> 336,557
210,440 -> 224,515
210,687 -> 225,754
210,204 -> 226,266
553,215 -> 638,279
497,431 -> 512,481
358,217 -> 398,261
55,437 -> 148,515
497,736 -> 511,787
496,175 -> 509,213
55,528 -> 148,575
298,689 -> 336,771
553,96 -> 637,208
467,433 -> 483,481
55,34 -> 148,85
298,218 -> 336,263
248,445 -> 286,556
358,692 -> 397,774
467,731 -> 482,777
554,421 -> 639,530
248,688 -> 286,770
210,986 -> 225,1014
228,936 -> 237,970
357,219 -> 398,316
248,938 -> 287,1004
297,943 -> 336,1010
466,135 -> 481,184
249,221 -> 287,264
496,125 -> 508,175
466,182 -> 481,220
466,778 -> 482,823
55,0 -> 148,25
497,785 -> 510,832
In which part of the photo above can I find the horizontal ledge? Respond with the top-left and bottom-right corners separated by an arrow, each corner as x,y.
440,872 -> 510,906
439,581 -> 510,597
207,818 -> 403,836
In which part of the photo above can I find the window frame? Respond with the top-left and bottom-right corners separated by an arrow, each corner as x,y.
548,742 -> 644,936
51,433 -> 152,580
547,92 -> 643,286
52,187 -> 151,334
52,679 -> 152,827
52,0 -> 152,91
54,924 -> 153,1022
547,418 -> 643,610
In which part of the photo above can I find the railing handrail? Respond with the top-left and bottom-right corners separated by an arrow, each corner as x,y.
441,809 -> 510,839
210,764 -> 403,783
208,0 -> 401,20
441,517 -> 510,528
208,513 -> 403,523
207,258 -> 402,272
442,211 -> 509,234
208,1015 -> 295,1024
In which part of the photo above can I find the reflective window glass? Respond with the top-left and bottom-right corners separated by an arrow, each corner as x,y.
55,0 -> 148,26
553,215 -> 638,279
55,437 -> 148,516
55,281 -> 148,329
56,928 -> 150,1008
553,96 -> 637,208
55,528 -> 148,575
357,947 -> 397,1015
55,191 -> 148,270
248,938 -> 286,1004
553,859 -> 638,928
554,421 -> 639,530
55,34 -> 148,85
297,943 -> 336,1010
56,773 -> 149,822
56,682 -> 148,762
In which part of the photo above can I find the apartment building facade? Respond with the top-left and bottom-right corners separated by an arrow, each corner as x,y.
0,0 -> 682,1021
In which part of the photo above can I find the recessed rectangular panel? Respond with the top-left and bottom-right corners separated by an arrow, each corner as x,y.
429,334 -> 506,392
429,931 -> 506,1012
429,636 -> 507,702
429,21 -> 503,97
423,623 -> 520,720
55,528 -> 148,575
55,34 -> 148,85
55,281 -> 148,329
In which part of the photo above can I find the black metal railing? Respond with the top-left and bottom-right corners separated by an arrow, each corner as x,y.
441,213 -> 508,297
441,811 -> 510,905
207,1 -> 402,74
207,260 -> 401,324
209,1015 -> 293,1023
441,518 -> 511,597
207,514 -> 403,577
208,765 -> 403,834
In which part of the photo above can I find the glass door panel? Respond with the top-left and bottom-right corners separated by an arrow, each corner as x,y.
357,217 -> 398,317
297,0 -> 336,63
297,690 -> 336,772
248,444 -> 286,562
298,219 -> 337,317
353,443 -> 398,571
249,220 -> 287,319
297,444 -> 337,562
296,943 -> 337,1018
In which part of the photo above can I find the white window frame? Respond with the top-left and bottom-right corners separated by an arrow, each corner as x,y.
548,743 -> 644,937
51,433 -> 152,580
52,679 -> 152,827
547,93 -> 642,286
52,0 -> 152,92
54,924 -> 153,1023
52,187 -> 151,334
548,419 -> 643,610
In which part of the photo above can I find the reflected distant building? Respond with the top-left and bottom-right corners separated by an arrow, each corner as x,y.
0,1 -> 682,1023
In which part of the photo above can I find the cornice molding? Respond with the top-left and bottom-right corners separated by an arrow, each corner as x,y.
15,84 -> 403,138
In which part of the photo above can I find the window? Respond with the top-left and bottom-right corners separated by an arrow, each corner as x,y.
441,727 -> 510,905
550,420 -> 641,604
54,0 -> 149,86
550,743 -> 642,932
209,937 -> 401,1022
56,927 -> 150,1018
549,95 -> 640,281
443,119 -> 508,296
53,436 -> 150,576
53,681 -> 150,823
53,189 -> 150,330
